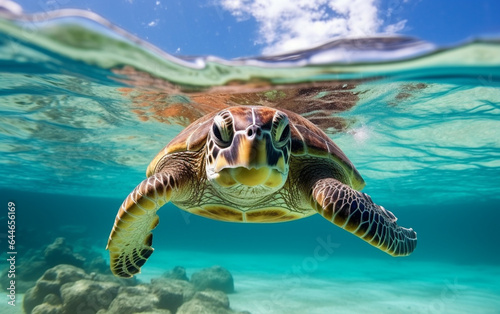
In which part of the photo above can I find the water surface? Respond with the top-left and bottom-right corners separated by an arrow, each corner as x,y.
0,7 -> 499,314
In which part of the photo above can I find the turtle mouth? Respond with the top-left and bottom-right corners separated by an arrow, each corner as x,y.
213,166 -> 285,188
207,125 -> 290,190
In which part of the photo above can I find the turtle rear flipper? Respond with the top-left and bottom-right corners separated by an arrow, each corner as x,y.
310,178 -> 417,256
106,173 -> 177,278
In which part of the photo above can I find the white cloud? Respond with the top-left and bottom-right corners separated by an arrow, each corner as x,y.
384,19 -> 407,34
147,19 -> 160,27
218,0 -> 407,55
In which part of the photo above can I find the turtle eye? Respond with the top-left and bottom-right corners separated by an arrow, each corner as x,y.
212,110 -> 234,147
272,111 -> 290,147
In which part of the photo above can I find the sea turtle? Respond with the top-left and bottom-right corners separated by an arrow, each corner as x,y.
106,106 -> 417,278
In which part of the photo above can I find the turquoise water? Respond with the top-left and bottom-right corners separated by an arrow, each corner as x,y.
1,8 -> 500,314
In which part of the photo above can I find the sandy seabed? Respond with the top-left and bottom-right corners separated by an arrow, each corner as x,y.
142,250 -> 500,314
1,294 -> 23,314
5,250 -> 499,314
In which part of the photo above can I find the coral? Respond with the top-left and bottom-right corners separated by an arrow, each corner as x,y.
60,280 -> 120,313
1,237 -> 111,294
31,302 -> 62,314
161,266 -> 189,281
99,285 -> 161,314
150,278 -> 196,312
23,265 -> 246,314
86,255 -> 109,274
177,290 -> 232,314
190,266 -> 235,293
23,265 -> 89,313
44,237 -> 85,268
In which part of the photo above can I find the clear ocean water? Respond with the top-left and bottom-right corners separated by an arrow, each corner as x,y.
1,7 -> 500,314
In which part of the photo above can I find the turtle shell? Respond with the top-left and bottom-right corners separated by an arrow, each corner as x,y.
146,106 -> 365,190
281,108 -> 365,190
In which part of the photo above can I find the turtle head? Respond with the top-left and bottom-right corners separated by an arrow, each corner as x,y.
205,107 -> 291,198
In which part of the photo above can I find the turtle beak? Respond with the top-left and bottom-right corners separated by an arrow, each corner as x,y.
213,125 -> 287,187
215,125 -> 286,174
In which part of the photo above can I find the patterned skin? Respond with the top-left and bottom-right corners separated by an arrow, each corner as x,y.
106,106 -> 417,278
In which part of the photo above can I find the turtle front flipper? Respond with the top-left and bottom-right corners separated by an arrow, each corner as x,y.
310,178 -> 417,256
106,172 -> 178,278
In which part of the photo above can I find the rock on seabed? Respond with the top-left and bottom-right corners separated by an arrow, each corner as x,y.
23,264 -> 248,314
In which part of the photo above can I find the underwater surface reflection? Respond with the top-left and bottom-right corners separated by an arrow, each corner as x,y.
0,6 -> 499,314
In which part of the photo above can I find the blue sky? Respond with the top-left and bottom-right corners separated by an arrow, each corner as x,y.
7,0 -> 500,59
